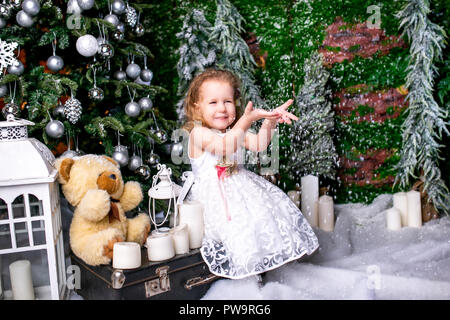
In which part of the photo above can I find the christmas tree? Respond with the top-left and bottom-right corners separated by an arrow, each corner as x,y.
395,0 -> 449,215
0,0 -> 181,210
285,52 -> 338,184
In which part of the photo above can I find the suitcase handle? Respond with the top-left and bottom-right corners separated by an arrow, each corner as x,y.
184,274 -> 219,290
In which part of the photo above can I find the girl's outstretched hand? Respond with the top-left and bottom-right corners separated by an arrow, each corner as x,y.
244,101 -> 281,122
273,99 -> 298,124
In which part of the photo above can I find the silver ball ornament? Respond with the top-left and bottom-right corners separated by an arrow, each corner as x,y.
104,13 -> 119,27
112,30 -> 124,41
134,23 -> 144,37
146,152 -> 160,166
138,97 -> 153,111
126,63 -> 141,79
98,43 -> 114,59
140,68 -> 153,82
2,102 -> 20,118
88,86 -> 104,101
0,84 -> 7,98
46,55 -> 64,72
0,3 -> 11,18
135,165 -> 151,180
0,17 -> 6,29
116,21 -> 125,33
45,119 -> 65,139
61,149 -> 78,158
125,101 -> 141,118
16,10 -> 34,27
112,145 -> 129,167
112,0 -> 125,15
114,70 -> 127,81
53,103 -> 65,118
128,155 -> 142,171
76,34 -> 98,57
22,0 -> 40,16
76,0 -> 94,11
7,60 -> 24,75
155,129 -> 168,144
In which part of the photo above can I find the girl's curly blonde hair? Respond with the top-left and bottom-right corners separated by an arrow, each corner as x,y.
182,68 -> 243,133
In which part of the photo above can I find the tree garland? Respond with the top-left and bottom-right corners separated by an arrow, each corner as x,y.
395,0 -> 449,214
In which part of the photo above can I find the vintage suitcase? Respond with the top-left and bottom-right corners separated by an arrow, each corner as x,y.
70,248 -> 219,300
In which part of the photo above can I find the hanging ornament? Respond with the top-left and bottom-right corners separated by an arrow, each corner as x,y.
46,34 -> 64,73
53,101 -> 65,118
88,67 -> 104,101
114,67 -> 127,81
150,110 -> 167,144
138,96 -> 153,112
116,21 -> 125,33
0,2 -> 11,19
76,0 -> 94,11
0,84 -> 7,97
128,146 -> 143,171
139,54 -> 153,83
112,30 -> 124,41
67,0 -> 83,15
124,2 -> 137,27
0,39 -> 19,72
98,42 -> 114,59
16,10 -> 33,27
104,13 -> 119,27
134,12 -> 144,37
7,60 -> 24,75
2,81 -> 20,118
112,132 -> 129,167
76,34 -> 98,57
124,86 -> 141,117
64,94 -> 83,124
45,119 -> 65,139
146,137 -> 160,167
135,164 -> 151,180
111,0 -> 125,15
22,0 -> 40,16
126,56 -> 141,79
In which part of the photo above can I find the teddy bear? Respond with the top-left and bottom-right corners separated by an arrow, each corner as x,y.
54,154 -> 151,266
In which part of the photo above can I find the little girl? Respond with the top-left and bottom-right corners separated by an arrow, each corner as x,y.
183,69 -> 319,280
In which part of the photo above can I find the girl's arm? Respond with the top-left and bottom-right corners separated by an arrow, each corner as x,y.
190,102 -> 280,157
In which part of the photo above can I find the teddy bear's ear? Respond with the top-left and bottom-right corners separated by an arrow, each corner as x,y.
54,157 -> 75,184
103,156 -> 119,167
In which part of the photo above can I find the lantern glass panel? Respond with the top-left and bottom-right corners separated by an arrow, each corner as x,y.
29,195 -> 43,217
12,195 -> 25,219
0,224 -> 11,250
0,198 -> 7,220
31,220 -> 46,246
14,222 -> 29,247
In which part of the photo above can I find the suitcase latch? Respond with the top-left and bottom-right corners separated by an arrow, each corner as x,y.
145,266 -> 171,298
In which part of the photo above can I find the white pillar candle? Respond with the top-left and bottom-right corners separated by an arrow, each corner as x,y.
407,190 -> 422,228
288,190 -> 301,208
9,260 -> 35,300
386,207 -> 402,230
318,195 -> 334,232
170,223 -> 190,255
393,192 -> 408,226
301,175 -> 319,227
113,242 -> 141,269
146,233 -> 175,262
178,201 -> 204,249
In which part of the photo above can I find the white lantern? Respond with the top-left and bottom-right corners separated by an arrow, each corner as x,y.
0,116 -> 67,300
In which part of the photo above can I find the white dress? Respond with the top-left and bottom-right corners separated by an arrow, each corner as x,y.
186,129 -> 319,279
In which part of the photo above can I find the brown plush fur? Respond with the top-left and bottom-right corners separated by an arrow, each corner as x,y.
54,154 -> 150,266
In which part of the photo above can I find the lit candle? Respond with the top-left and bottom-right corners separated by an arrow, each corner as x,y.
146,233 -> 175,262
170,223 -> 190,255
178,201 -> 204,249
301,175 -> 319,227
318,195 -> 334,232
113,242 -> 141,269
407,190 -> 422,228
288,190 -> 301,208
386,207 -> 402,230
9,260 -> 35,300
393,192 -> 408,226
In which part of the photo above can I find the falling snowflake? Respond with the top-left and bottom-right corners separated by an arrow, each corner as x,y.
0,39 -> 19,71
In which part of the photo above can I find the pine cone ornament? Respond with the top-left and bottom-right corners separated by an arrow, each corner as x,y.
64,97 -> 82,124
125,4 -> 137,27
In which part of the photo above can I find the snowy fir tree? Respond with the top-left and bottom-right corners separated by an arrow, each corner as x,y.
395,0 -> 449,215
285,52 -> 338,182
209,0 -> 266,110
175,8 -> 216,123
0,0 -> 180,205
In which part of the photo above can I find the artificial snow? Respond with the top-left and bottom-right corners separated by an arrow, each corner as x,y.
202,194 -> 450,300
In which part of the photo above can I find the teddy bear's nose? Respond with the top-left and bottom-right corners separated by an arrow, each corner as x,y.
109,174 -> 116,180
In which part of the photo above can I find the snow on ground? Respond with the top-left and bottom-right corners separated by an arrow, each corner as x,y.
202,194 -> 450,300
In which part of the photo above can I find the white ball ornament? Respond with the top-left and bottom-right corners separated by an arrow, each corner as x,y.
76,34 -> 98,57
22,0 -> 40,16
16,10 -> 34,27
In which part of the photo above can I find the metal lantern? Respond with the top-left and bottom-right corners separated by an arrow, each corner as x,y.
148,164 -> 183,233
0,116 -> 67,300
